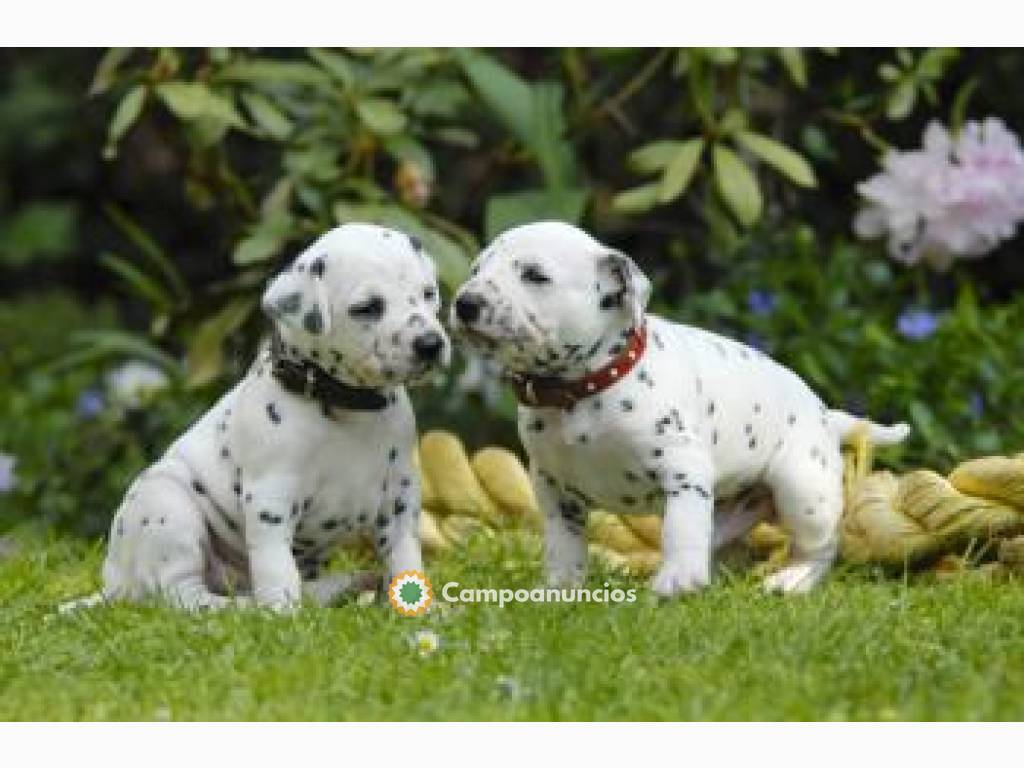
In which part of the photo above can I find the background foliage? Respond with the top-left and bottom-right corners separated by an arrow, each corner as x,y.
1,48 -> 1023,537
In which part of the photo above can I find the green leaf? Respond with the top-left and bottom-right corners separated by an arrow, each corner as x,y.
484,189 -> 587,242
216,59 -> 333,88
454,49 -> 575,189
735,131 -> 817,188
233,212 -> 295,266
155,81 -> 245,128
355,97 -> 408,135
307,48 -> 355,87
105,85 -> 147,155
950,76 -> 979,133
528,81 -> 576,189
886,80 -> 917,121
103,204 -> 189,302
0,202 -> 78,265
90,47 -> 133,96
454,48 -> 533,147
409,81 -> 470,118
186,297 -> 257,388
718,108 -> 748,136
627,140 -> 687,175
777,48 -> 807,88
712,145 -> 762,227
658,138 -> 705,203
99,253 -> 174,312
611,183 -> 662,215
241,92 -> 292,140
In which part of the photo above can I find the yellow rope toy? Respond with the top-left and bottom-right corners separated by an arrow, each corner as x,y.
412,429 -> 1024,576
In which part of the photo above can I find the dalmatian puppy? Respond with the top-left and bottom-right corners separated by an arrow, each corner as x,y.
64,223 -> 449,612
451,221 -> 909,595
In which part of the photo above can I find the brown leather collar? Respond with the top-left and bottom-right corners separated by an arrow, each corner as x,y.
269,333 -> 388,412
509,324 -> 647,409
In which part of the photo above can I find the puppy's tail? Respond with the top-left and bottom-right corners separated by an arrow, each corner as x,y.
828,409 -> 911,447
58,591 -> 107,615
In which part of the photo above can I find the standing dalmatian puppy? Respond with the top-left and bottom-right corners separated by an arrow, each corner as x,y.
451,222 -> 909,595
64,223 -> 449,612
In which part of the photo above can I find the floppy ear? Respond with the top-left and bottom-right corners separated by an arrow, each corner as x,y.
598,248 -> 652,328
262,251 -> 333,336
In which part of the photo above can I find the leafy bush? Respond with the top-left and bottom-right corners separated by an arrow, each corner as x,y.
2,48 -> 1023,533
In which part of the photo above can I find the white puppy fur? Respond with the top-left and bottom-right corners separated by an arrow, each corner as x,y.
63,223 -> 449,612
452,222 -> 908,595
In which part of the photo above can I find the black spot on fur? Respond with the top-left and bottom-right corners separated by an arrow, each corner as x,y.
266,403 -> 281,424
389,447 -> 398,462
303,308 -> 324,334
275,291 -> 302,315
259,511 -> 283,525
407,233 -> 423,252
376,514 -> 389,528
192,480 -> 206,495
309,257 -> 326,278
322,518 -> 339,531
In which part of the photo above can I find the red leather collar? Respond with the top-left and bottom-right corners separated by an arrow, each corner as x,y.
510,324 -> 647,409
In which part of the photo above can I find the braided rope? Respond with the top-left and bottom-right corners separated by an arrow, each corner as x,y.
415,429 -> 1024,575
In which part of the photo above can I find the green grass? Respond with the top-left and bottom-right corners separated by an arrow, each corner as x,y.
1,528 -> 1023,721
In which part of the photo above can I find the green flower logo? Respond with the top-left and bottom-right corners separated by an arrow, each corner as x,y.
388,570 -> 433,616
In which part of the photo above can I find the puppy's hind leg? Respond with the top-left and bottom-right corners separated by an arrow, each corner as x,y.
106,464 -> 251,611
762,448 -> 842,594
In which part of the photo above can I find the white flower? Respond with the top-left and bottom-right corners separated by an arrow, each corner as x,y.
0,453 -> 17,494
854,117 -> 1024,269
412,629 -> 440,657
106,361 -> 170,409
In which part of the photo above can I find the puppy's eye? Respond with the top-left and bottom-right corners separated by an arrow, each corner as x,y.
521,266 -> 551,285
423,286 -> 437,302
349,296 -> 385,321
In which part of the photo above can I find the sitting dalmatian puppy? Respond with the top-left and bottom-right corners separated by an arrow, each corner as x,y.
451,221 -> 909,595
65,223 -> 449,612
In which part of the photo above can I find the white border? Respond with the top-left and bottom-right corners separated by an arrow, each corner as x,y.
2,1 -> 1023,46
0,722 -> 1019,767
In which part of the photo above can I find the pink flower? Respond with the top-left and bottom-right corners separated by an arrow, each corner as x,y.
854,118 -> 1024,269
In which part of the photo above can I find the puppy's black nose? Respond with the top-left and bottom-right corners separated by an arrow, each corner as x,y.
455,293 -> 484,324
413,331 -> 445,361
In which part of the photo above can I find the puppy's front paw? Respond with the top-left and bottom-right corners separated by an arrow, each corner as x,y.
254,589 -> 301,614
651,560 -> 709,597
546,566 -> 585,589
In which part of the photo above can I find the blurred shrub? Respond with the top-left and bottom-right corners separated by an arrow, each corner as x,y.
2,48 -> 1024,534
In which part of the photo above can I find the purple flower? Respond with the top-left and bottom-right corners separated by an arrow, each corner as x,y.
0,454 -> 16,494
747,290 -> 777,317
76,389 -> 105,418
896,308 -> 940,341
968,391 -> 984,418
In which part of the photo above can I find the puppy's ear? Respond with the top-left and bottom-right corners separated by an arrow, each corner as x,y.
262,250 -> 333,336
598,249 -> 652,328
